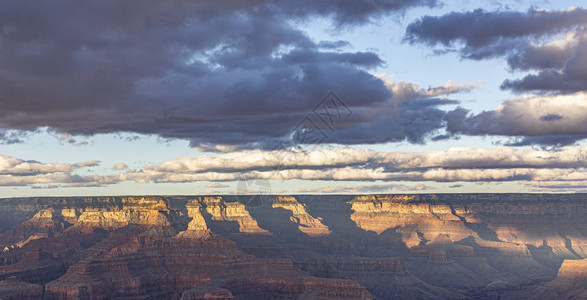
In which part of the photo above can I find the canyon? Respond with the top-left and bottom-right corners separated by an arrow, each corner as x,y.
0,194 -> 584,299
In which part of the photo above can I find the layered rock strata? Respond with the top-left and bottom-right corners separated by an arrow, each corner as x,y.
0,194 -> 583,299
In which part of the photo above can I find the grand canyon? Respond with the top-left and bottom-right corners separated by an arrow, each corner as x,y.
3,1 -> 587,299
0,194 -> 584,299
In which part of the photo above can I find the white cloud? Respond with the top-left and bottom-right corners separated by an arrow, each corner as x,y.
0,155 -> 98,175
146,146 -> 587,173
295,183 -> 433,194
1,146 -> 587,192
205,182 -> 229,188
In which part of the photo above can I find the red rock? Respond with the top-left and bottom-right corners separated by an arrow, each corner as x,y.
0,194 -> 583,299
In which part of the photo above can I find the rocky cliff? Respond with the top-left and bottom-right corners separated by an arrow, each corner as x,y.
0,194 -> 584,299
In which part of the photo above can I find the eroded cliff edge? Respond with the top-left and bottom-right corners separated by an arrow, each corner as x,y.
0,194 -> 584,299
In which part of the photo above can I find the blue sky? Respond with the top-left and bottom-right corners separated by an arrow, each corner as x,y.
0,0 -> 586,196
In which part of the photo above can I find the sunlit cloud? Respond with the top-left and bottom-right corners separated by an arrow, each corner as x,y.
4,146 -> 586,192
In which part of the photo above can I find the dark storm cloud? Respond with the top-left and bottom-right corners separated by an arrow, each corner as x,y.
405,8 -> 587,54
405,8 -> 587,93
320,101 -> 448,145
0,0 -> 445,150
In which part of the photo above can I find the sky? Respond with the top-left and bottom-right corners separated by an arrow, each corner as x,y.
0,0 -> 586,197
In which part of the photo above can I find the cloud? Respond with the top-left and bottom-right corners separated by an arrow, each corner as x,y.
403,7 -> 587,145
521,180 -> 587,192
1,146 -> 587,192
0,173 -> 115,187
31,184 -> 60,189
0,155 -> 97,175
445,92 -> 587,145
500,29 -> 587,93
377,75 -> 478,104
405,7 -> 587,57
395,184 -> 434,192
0,129 -> 28,144
294,183 -> 433,194
0,2 -> 582,150
539,114 -> 564,121
0,155 -> 107,187
113,163 -> 129,171
48,131 -> 90,146
109,146 -> 587,189
505,31 -> 581,71
500,44 -> 587,93
205,182 -> 229,188
317,40 -> 351,50
132,166 -> 587,183
274,0 -> 437,26
0,0 -> 444,150
146,146 -> 587,174
405,8 -> 587,94
504,135 -> 587,147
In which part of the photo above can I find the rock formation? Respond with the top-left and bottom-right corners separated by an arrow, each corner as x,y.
512,259 -> 587,300
0,194 -> 584,299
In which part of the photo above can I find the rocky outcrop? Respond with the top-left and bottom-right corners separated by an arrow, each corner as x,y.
349,195 -> 474,248
196,197 -> 269,234
514,259 -> 587,300
0,276 -> 44,299
271,196 -> 331,237
557,258 -> 587,279
0,208 -> 71,250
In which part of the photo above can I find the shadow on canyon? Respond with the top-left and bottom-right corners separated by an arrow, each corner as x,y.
0,194 -> 584,299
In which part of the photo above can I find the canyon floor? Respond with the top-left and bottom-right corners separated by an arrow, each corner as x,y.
0,194 -> 585,299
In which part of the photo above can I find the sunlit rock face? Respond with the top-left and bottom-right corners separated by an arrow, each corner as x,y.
0,194 -> 584,299
349,195 -> 474,248
197,196 -> 269,234
271,196 -> 331,237
504,259 -> 587,300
